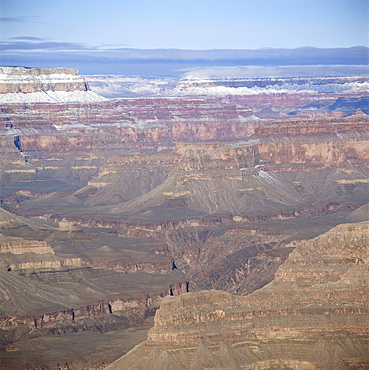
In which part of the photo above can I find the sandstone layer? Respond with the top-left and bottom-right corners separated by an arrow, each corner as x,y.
11,109 -> 369,299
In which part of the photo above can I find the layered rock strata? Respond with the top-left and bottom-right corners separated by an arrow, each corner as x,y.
11,111 -> 368,300
0,67 -> 86,94
1,67 -> 369,368
0,206 -> 191,361
107,221 -> 369,369
0,66 -> 106,103
0,96 -> 255,145
60,110 -> 369,222
0,92 -> 257,205
22,109 -> 367,216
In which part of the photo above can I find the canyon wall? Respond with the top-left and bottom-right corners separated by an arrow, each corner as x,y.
0,67 -> 86,94
0,67 -> 107,103
107,221 -> 369,369
0,206 -> 191,359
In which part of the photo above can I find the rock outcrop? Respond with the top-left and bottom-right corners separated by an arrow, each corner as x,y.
0,206 -> 191,365
0,66 -> 107,103
0,67 -> 86,94
107,221 -> 369,369
0,92 -> 258,204
10,110 -> 368,302
0,234 -> 53,255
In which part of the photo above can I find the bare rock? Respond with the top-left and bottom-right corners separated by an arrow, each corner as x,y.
107,222 -> 369,369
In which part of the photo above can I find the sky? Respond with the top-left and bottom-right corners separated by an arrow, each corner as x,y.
0,0 -> 368,75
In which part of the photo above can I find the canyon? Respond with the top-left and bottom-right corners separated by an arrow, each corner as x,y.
0,66 -> 368,369
108,221 -> 369,370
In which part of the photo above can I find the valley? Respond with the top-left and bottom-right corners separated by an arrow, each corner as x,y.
0,66 -> 368,369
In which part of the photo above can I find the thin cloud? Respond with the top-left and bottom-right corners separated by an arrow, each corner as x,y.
0,41 -> 90,51
0,16 -> 41,23
1,46 -> 368,76
10,36 -> 46,41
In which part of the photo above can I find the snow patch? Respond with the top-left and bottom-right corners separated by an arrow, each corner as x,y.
0,90 -> 108,104
87,75 -> 177,98
171,81 -> 369,96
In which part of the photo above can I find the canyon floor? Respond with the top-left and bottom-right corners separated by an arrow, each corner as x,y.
0,67 -> 368,369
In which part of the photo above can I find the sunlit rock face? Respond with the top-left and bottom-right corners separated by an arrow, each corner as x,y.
0,66 -> 107,103
0,67 -> 85,93
107,221 -> 369,370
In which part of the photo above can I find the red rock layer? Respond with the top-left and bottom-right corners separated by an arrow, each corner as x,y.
0,97 -> 256,148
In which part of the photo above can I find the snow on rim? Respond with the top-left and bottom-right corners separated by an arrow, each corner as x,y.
0,90 -> 108,104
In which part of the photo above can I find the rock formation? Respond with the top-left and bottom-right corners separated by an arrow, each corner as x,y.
0,206 -> 190,369
0,66 -> 368,368
107,221 -> 369,369
0,66 -> 106,103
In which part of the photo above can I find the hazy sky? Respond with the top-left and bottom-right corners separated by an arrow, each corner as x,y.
1,0 -> 368,50
1,0 -> 368,74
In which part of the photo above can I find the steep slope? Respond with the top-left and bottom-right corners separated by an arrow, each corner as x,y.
0,206 -> 191,369
107,221 -> 369,369
0,87 -> 257,206
13,111 -> 368,301
20,110 -> 368,222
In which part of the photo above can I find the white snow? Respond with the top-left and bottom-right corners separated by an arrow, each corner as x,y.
0,66 -> 108,103
53,123 -> 94,131
87,75 -> 176,97
0,90 -> 108,104
0,73 -> 84,84
170,80 -> 369,96
181,65 -> 369,79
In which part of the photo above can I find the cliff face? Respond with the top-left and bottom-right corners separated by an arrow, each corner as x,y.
108,221 -> 369,369
1,69 -> 367,210
275,222 -> 369,285
0,67 -> 106,103
9,111 -> 367,301
0,67 -> 85,94
0,96 -> 255,145
0,94 -> 259,207
82,110 -> 368,220
0,229 -> 54,255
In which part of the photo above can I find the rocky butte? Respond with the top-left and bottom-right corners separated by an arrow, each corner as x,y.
0,66 -> 368,369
